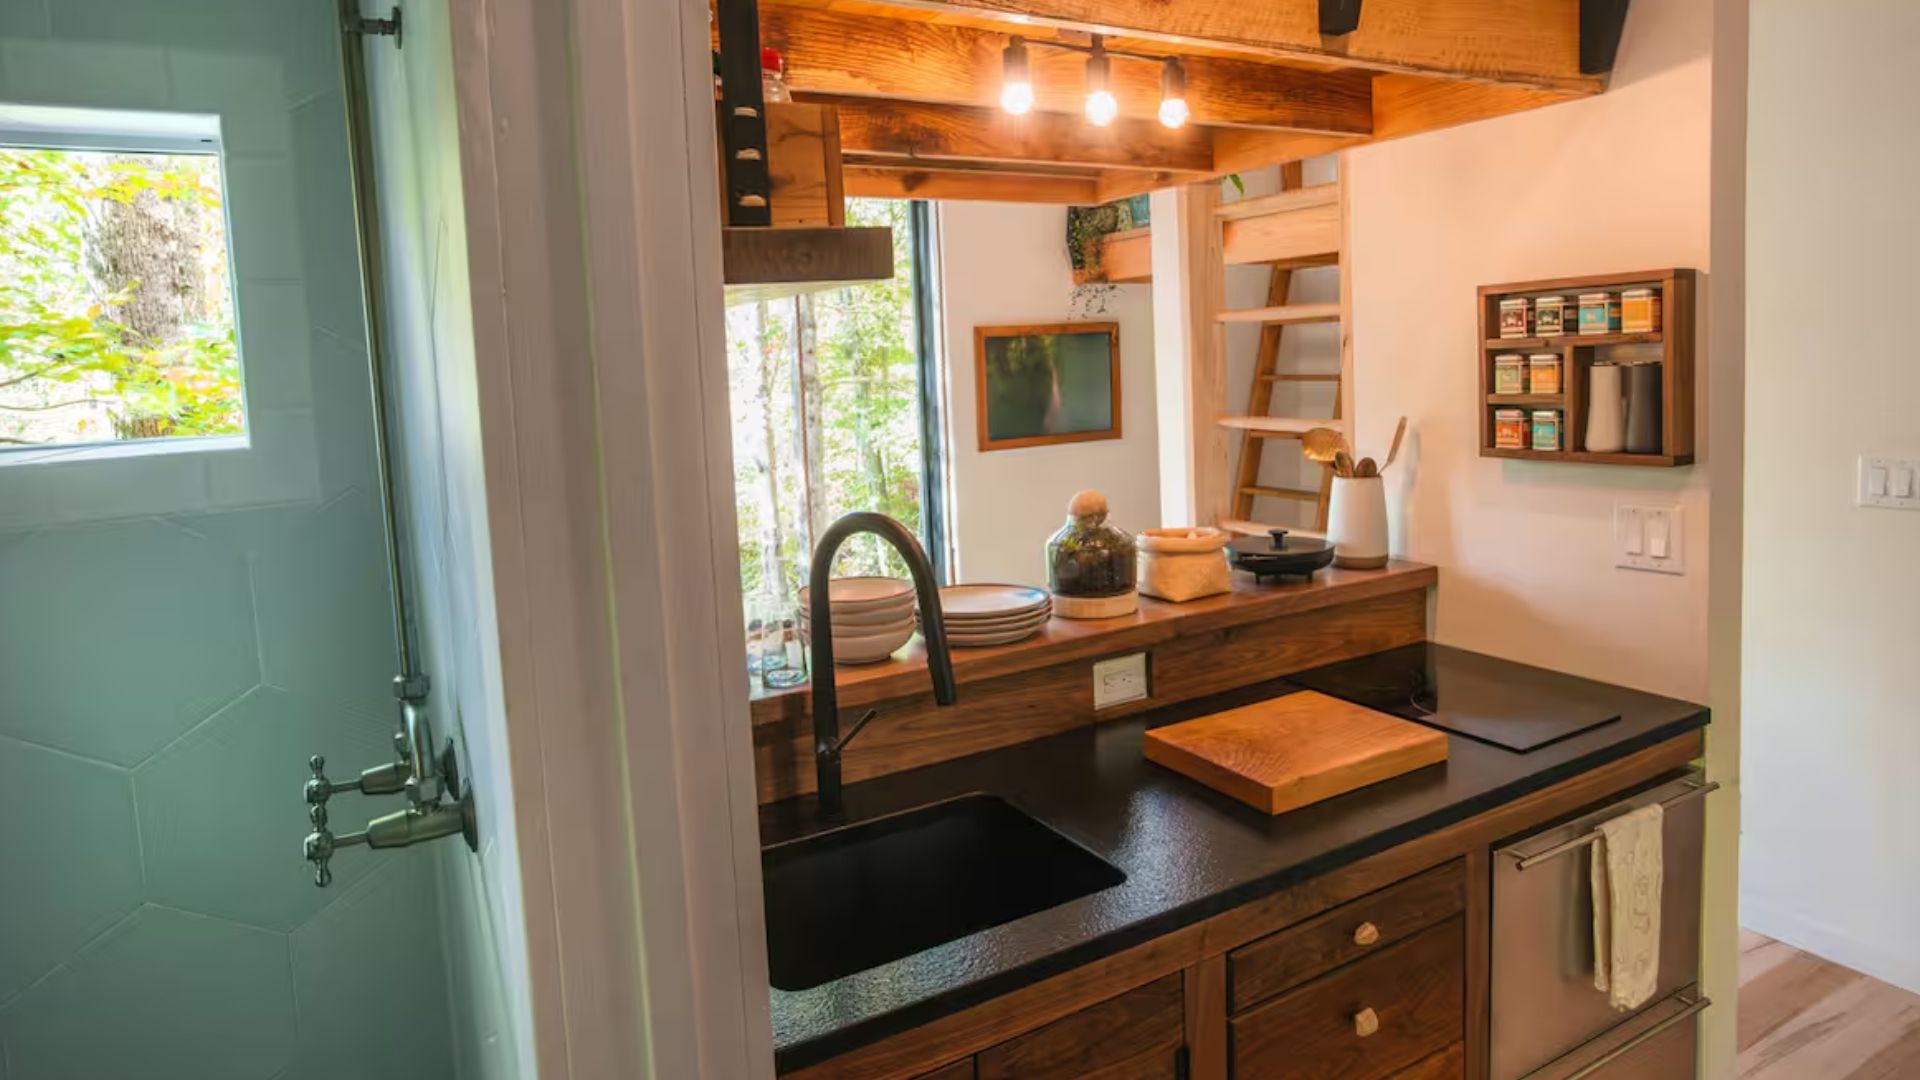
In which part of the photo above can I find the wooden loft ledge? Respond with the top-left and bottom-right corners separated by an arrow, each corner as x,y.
747,0 -> 1631,204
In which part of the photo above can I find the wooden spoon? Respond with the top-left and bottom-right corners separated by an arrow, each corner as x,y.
1355,457 -> 1379,478
1384,416 -> 1409,471
1333,450 -> 1355,478
1301,427 -> 1347,464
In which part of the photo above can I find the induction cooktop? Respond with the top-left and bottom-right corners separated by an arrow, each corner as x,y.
1289,643 -> 1621,753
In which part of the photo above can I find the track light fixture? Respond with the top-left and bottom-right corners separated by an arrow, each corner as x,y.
999,36 -> 1034,116
1083,40 -> 1117,127
995,33 -> 1195,128
1158,58 -> 1189,128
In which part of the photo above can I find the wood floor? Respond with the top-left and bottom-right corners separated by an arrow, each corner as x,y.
1739,930 -> 1920,1079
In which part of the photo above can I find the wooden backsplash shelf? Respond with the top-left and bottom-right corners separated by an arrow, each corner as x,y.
750,563 -> 1437,803
1477,269 -> 1696,467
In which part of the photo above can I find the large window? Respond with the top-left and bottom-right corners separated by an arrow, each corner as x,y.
0,107 -> 243,452
726,199 -> 946,621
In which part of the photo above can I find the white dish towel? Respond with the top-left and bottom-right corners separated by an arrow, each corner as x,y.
1591,802 -> 1663,1011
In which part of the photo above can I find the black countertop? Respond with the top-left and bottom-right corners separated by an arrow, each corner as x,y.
760,643 -> 1709,1072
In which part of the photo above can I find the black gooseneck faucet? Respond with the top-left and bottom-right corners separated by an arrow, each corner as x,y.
809,512 -> 957,818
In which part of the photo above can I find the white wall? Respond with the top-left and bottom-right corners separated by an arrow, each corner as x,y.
363,4 -> 536,1077
936,201 -> 1160,583
1346,0 -> 1714,704
1741,0 -> 1920,995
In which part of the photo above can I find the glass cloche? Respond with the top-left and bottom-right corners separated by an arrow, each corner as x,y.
1045,489 -> 1139,619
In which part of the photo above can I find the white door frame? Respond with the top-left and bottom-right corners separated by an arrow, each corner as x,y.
448,0 -> 772,1076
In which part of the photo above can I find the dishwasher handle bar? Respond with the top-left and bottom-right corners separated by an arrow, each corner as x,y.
1507,778 -> 1719,871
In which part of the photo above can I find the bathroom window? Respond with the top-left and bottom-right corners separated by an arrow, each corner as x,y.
0,106 -> 245,454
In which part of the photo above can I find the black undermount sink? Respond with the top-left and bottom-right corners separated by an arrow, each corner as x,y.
761,794 -> 1126,991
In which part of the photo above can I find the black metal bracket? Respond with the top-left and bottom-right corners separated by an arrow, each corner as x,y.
1319,0 -> 1364,37
1580,0 -> 1632,75
717,0 -> 773,226
345,4 -> 402,47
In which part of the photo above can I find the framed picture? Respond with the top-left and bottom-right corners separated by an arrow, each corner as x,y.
973,322 -> 1122,452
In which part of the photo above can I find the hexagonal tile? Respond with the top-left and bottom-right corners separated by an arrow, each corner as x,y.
289,855 -> 453,1080
0,905 -> 294,1080
135,687 -> 403,930
0,520 -> 258,766
0,738 -> 142,1002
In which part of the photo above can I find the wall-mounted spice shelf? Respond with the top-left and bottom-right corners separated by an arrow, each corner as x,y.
1477,269 -> 1695,468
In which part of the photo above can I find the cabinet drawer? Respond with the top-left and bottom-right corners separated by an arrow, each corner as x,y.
1392,1043 -> 1464,1080
1230,859 -> 1466,1012
976,972 -> 1183,1080
1231,917 -> 1464,1080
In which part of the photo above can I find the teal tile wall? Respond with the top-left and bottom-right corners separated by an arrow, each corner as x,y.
0,3 -> 457,1078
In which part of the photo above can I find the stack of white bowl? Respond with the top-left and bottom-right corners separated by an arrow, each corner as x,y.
929,584 -> 1052,647
798,577 -> 916,665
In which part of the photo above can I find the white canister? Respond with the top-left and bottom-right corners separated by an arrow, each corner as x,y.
1326,476 -> 1389,570
1585,362 -> 1627,453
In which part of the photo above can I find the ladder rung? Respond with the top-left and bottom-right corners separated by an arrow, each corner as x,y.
1239,485 -> 1321,502
1217,416 -> 1346,436
1214,183 -> 1340,222
1216,302 -> 1341,326
1258,373 -> 1341,383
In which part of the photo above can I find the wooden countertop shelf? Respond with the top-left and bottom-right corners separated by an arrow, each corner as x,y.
1477,269 -> 1696,467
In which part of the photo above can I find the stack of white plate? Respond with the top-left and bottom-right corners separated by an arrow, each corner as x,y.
798,577 -> 916,664
928,584 -> 1052,647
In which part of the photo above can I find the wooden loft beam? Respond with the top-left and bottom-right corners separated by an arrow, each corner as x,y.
829,0 -> 1610,92
759,0 -> 1374,134
1369,75 -> 1579,141
843,164 -> 1100,203
826,97 -> 1214,173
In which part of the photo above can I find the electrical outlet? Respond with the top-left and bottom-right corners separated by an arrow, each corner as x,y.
1616,504 -> 1685,575
1093,652 -> 1149,710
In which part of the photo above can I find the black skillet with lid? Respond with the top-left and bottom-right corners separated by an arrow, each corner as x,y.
1226,528 -> 1335,581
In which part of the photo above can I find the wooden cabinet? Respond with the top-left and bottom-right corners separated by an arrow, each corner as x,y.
910,1061 -> 975,1080
1231,918 -> 1465,1080
976,973 -> 1185,1080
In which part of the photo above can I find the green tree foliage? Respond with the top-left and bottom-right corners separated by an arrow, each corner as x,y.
0,148 -> 241,446
726,199 -> 927,620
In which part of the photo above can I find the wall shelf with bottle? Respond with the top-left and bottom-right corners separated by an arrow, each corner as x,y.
1478,269 -> 1695,468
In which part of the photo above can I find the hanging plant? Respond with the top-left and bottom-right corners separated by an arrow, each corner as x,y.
1065,194 -> 1150,285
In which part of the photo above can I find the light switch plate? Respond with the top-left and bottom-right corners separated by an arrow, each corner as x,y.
1616,504 -> 1685,575
1858,455 -> 1920,510
1093,652 -> 1149,710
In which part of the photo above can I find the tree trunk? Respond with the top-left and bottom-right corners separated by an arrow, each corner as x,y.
755,299 -> 791,606
793,293 -> 830,545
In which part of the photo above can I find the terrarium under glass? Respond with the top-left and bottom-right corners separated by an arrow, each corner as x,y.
1045,490 -> 1138,618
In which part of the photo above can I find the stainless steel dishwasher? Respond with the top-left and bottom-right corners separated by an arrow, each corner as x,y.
1491,768 -> 1716,1080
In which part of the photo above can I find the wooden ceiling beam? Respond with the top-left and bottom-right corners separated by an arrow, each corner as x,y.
824,97 -> 1216,173
820,0 -> 1608,92
844,164 -> 1101,203
759,1 -> 1374,133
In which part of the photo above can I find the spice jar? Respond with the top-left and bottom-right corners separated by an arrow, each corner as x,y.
1494,408 -> 1528,450
1494,354 -> 1527,395
1531,409 -> 1563,451
1534,295 -> 1568,337
1499,297 -> 1531,339
1046,489 -> 1139,619
1528,353 -> 1562,395
1621,287 -> 1661,333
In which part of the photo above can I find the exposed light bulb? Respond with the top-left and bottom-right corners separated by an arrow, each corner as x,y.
1084,43 -> 1115,126
1001,79 -> 1035,115
1158,58 -> 1189,128
1085,89 -> 1118,126
1000,37 -> 1034,116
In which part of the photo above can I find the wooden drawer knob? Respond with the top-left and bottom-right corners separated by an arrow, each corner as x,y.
1354,1007 -> 1380,1038
1353,921 -> 1381,946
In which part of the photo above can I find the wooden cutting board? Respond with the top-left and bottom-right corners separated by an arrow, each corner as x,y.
1142,691 -> 1448,815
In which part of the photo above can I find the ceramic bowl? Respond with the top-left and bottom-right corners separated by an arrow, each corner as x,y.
830,622 -> 915,664
799,576 -> 913,613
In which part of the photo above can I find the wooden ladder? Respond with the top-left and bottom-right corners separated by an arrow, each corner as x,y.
1214,162 -> 1350,537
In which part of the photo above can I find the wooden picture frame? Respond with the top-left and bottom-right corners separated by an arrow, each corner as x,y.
973,322 -> 1122,452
